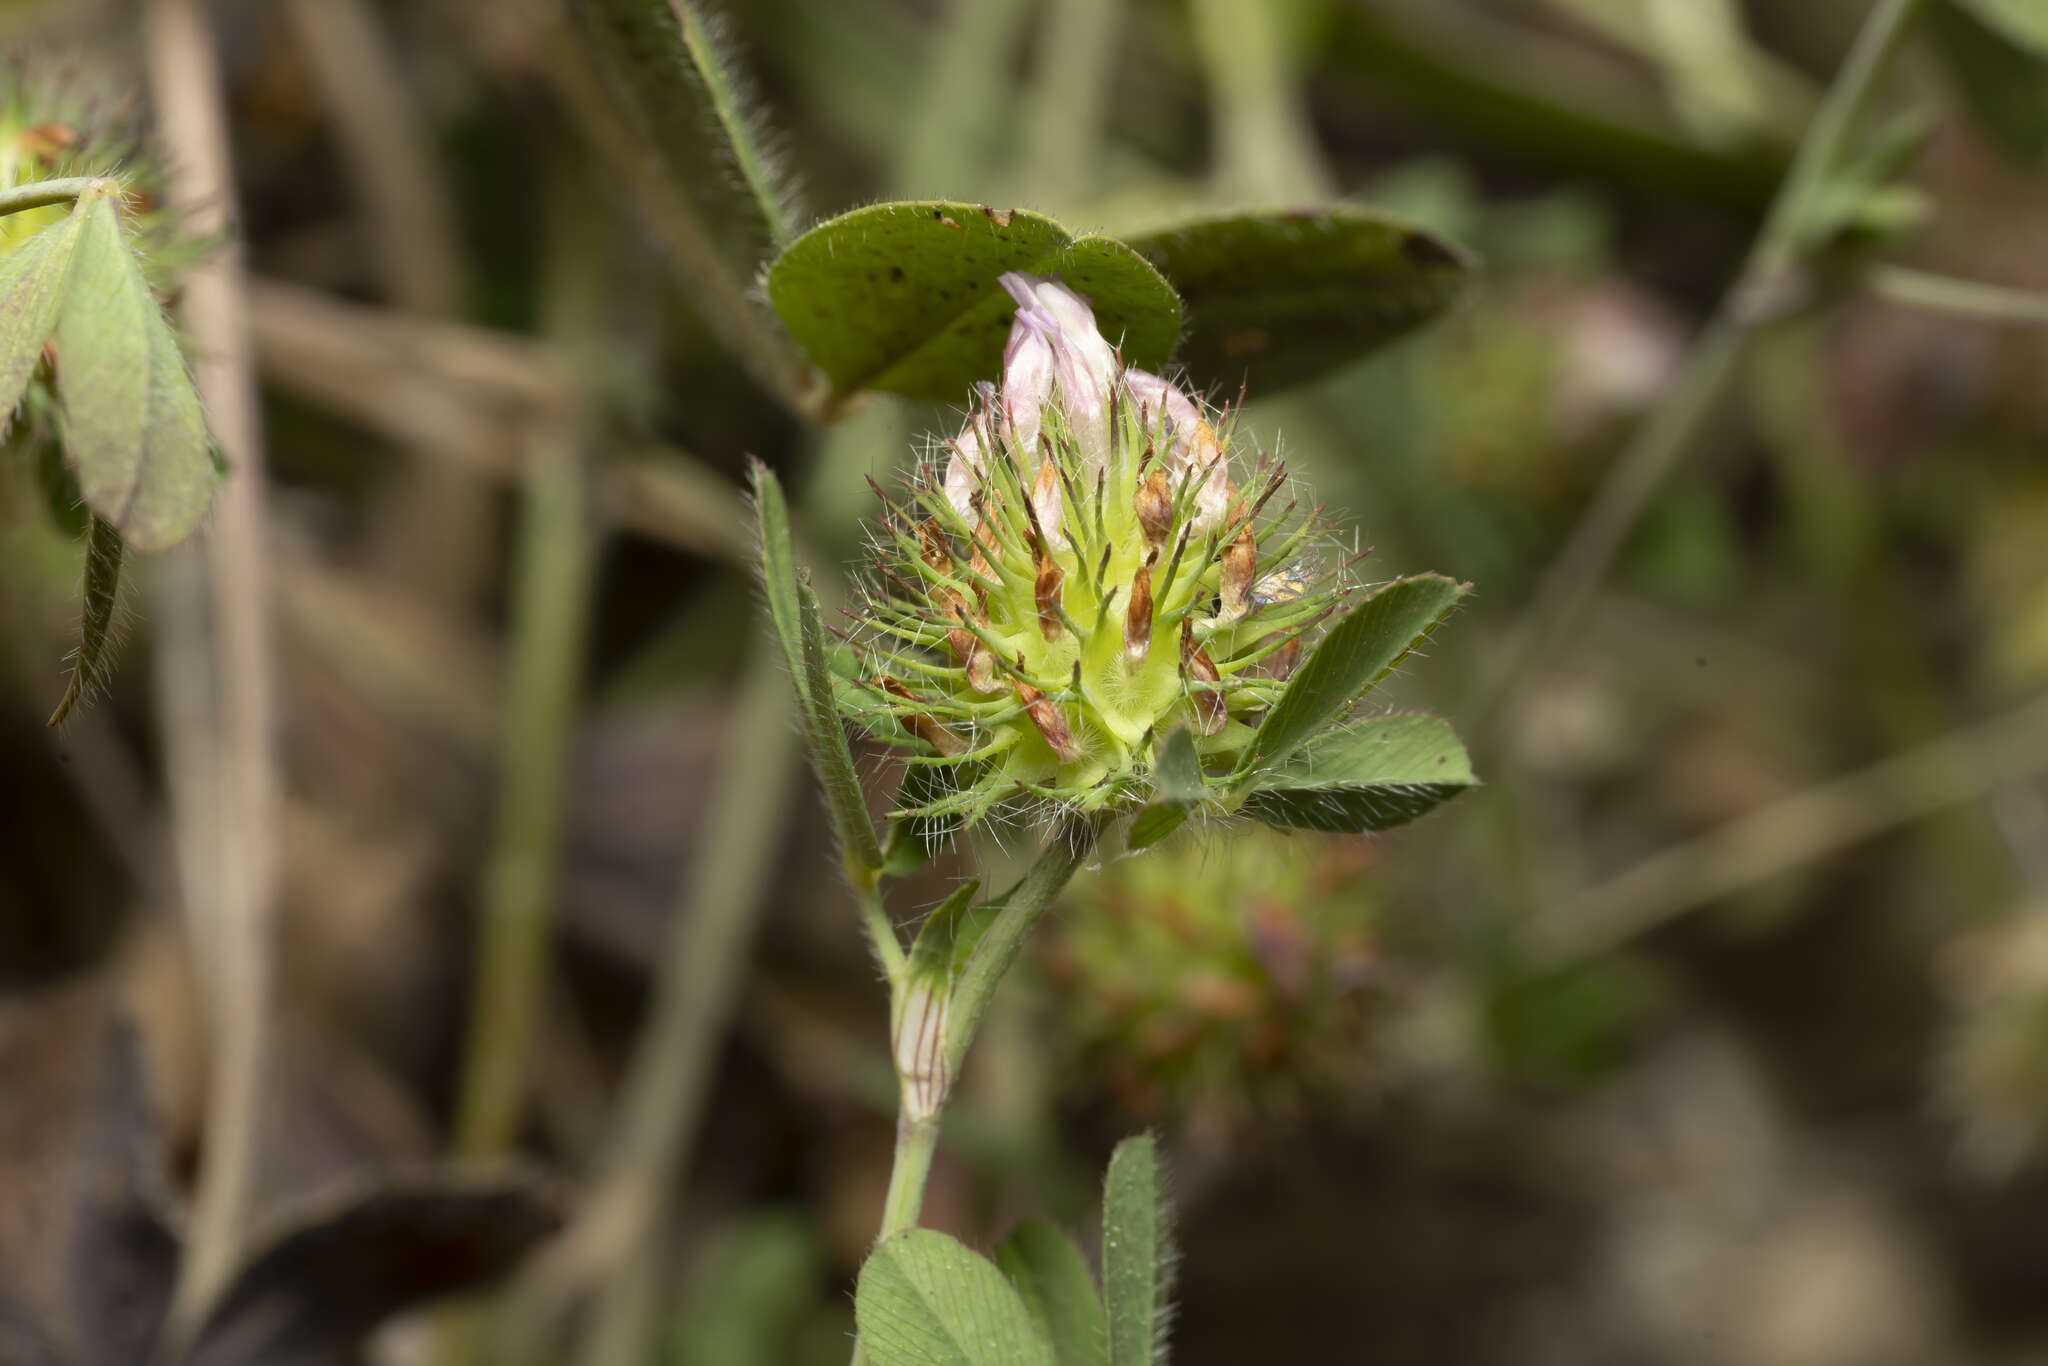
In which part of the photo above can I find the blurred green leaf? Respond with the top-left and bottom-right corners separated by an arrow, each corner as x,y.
1241,713 -> 1475,834
668,1211 -> 822,1366
1101,1134 -> 1173,1366
52,190 -> 218,553
1124,207 -> 1472,396
766,201 -> 1181,402
855,1229 -> 1056,1366
1952,0 -> 2048,57
1127,728 -> 1204,851
996,1220 -> 1106,1366
47,513 -> 122,726
1929,0 -> 2048,164
569,0 -> 798,277
749,458 -> 884,871
0,206 -> 86,431
1234,573 -> 1467,782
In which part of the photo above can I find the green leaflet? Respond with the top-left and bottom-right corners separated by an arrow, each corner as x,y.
0,206 -> 87,433
996,1220 -> 1108,1366
766,201 -> 1181,402
46,513 -> 123,726
1240,713 -> 1476,833
1234,573 -> 1467,784
1126,728 -> 1205,851
1101,1135 -> 1174,1366
568,0 -> 798,280
856,1229 -> 1056,1366
749,458 -> 884,871
1124,207 -> 1473,396
902,878 -> 990,992
52,188 -> 218,552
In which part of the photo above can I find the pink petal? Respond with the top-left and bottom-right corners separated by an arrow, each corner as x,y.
1001,320 -> 1053,453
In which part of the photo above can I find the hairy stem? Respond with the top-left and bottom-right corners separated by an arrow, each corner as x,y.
848,821 -> 1102,1366
0,175 -> 106,217
876,1115 -> 942,1239
1469,0 -> 1927,736
853,865 -> 908,983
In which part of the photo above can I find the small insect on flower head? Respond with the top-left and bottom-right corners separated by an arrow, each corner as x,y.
851,273 -> 1353,839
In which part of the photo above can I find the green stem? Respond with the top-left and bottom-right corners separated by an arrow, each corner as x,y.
853,864 -> 908,983
0,175 -> 104,218
1468,0 -> 1926,736
876,1116 -> 942,1239
1868,264 -> 2048,324
846,822 -> 1100,1366
451,187 -> 603,1160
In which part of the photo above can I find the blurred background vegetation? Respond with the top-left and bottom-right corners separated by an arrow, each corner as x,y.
5,0 -> 2048,1363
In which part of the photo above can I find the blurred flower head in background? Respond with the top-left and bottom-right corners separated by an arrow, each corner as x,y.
1038,831 -> 1395,1134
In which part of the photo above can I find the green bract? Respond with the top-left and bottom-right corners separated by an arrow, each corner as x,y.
847,273 -> 1357,835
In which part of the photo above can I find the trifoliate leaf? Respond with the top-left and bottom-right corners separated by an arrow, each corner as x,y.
996,1220 -> 1107,1366
1235,573 -> 1467,782
767,201 -> 1181,402
52,188 -> 218,552
1241,713 -> 1475,833
1101,1135 -> 1174,1366
856,1229 -> 1057,1366
0,205 -> 88,432
1124,207 -> 1472,396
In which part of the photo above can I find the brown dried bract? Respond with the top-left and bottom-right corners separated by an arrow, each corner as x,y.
1181,619 -> 1226,736
1125,555 -> 1155,669
1015,678 -> 1082,762
1221,523 -> 1256,620
1135,467 -> 1173,547
881,677 -> 965,756
1034,538 -> 1065,642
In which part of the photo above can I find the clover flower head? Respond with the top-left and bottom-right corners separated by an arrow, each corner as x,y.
849,273 -> 1356,837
